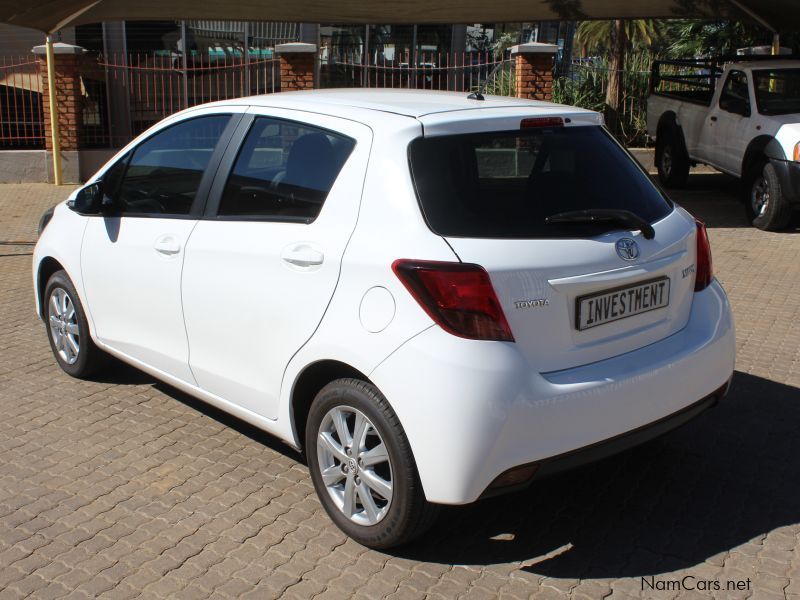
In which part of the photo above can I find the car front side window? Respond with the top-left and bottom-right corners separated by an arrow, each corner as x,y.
113,114 -> 231,216
719,71 -> 751,117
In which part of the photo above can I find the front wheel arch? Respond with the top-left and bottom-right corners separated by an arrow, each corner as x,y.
741,135 -> 784,178
37,257 -> 66,319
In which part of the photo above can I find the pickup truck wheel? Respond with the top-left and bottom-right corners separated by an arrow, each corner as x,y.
656,130 -> 690,188
745,160 -> 792,231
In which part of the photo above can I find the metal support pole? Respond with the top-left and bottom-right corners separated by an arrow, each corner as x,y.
45,35 -> 62,186
411,24 -> 418,68
180,20 -> 189,108
102,21 -> 132,146
727,0 -> 777,37
362,25 -> 369,87
243,21 -> 250,96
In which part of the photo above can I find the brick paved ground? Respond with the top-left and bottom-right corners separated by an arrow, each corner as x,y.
1,177 -> 799,599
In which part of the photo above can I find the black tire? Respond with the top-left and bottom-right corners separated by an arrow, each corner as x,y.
656,128 -> 690,188
43,270 -> 107,378
306,378 -> 439,549
744,160 -> 793,231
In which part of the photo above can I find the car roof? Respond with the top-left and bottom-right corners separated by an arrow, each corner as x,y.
205,88 -> 596,120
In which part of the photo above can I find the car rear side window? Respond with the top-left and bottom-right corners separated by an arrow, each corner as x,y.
115,115 -> 231,216
217,117 -> 356,222
408,125 -> 672,239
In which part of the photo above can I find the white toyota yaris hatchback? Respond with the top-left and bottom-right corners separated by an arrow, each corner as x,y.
34,90 -> 735,548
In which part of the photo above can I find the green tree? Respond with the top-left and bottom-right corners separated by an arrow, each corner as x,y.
576,19 -> 661,109
662,20 -> 796,57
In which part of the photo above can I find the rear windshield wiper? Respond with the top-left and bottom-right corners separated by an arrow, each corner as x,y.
545,209 -> 656,240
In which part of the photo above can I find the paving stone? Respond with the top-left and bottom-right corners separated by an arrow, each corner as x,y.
1,178 -> 799,598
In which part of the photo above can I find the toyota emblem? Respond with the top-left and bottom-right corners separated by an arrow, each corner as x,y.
615,238 -> 640,261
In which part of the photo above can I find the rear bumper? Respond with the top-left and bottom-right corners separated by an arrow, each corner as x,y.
771,159 -> 800,205
370,279 -> 735,505
480,387 -> 725,498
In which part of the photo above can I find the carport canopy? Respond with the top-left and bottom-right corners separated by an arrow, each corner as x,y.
1,0 -> 799,33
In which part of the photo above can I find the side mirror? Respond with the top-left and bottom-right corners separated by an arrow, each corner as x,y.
68,182 -> 103,215
68,182 -> 119,216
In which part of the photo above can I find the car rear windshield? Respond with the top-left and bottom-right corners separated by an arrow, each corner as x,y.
408,125 -> 673,239
753,68 -> 800,115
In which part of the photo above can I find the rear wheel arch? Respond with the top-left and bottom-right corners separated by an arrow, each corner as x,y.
656,112 -> 685,150
656,111 -> 677,133
655,113 -> 690,188
290,360 -> 373,453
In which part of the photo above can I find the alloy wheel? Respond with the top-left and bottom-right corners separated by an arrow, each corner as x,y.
316,406 -> 393,526
751,174 -> 770,217
48,287 -> 80,365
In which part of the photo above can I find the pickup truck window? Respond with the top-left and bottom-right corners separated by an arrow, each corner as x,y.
718,71 -> 751,117
753,68 -> 800,115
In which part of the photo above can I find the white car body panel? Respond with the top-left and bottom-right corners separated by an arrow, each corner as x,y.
81,217 -> 199,383
33,203 -> 89,320
34,90 -> 736,506
446,208 -> 697,373
372,279 -> 733,504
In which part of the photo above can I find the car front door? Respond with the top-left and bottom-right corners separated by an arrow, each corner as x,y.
703,70 -> 753,175
181,109 -> 371,419
80,110 -> 241,383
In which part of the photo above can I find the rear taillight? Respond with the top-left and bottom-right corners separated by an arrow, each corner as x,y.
695,220 -> 713,292
392,260 -> 514,342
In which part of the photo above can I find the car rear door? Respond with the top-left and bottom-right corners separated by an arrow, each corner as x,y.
181,108 -> 372,420
80,109 -> 241,382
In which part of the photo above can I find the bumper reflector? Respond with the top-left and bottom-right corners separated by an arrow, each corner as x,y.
487,464 -> 540,491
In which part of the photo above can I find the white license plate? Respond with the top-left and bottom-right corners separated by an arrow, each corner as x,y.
576,277 -> 670,331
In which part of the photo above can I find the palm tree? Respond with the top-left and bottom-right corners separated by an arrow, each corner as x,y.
576,19 -> 660,110
664,20 -> 766,57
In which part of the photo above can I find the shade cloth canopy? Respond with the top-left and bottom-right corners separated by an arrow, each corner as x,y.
1,0 -> 798,34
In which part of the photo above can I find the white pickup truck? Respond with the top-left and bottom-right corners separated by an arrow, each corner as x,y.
647,58 -> 800,230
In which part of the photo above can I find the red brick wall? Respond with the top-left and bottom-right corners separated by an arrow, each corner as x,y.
38,54 -> 82,151
279,54 -> 315,92
515,53 -> 555,102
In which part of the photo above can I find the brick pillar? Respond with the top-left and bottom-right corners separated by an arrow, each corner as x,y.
275,42 -> 317,91
32,43 -> 85,151
512,43 -> 558,102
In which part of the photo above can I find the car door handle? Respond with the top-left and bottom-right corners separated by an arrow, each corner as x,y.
281,244 -> 324,268
154,235 -> 181,256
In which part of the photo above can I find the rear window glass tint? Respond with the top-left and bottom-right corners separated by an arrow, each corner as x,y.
408,125 -> 672,239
